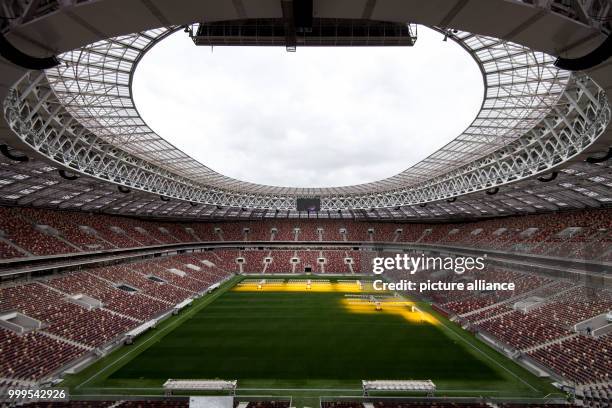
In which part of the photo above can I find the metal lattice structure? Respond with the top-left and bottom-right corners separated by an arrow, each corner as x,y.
2,26 -> 610,210
0,152 -> 610,219
1,1 -> 610,37
0,0 -> 611,217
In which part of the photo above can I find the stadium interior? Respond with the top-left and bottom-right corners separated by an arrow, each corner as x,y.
0,1 -> 612,408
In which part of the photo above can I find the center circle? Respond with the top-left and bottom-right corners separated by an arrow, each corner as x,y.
133,26 -> 483,188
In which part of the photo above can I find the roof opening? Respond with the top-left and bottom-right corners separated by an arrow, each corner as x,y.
133,26 -> 482,188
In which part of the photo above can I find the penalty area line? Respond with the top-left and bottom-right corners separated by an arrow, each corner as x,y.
238,387 -> 362,392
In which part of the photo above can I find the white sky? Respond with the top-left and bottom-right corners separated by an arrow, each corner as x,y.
133,26 -> 483,188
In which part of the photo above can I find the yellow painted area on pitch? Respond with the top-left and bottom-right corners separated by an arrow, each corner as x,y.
232,281 -> 373,293
341,298 -> 439,326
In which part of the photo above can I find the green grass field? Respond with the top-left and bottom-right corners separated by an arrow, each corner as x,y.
65,276 -> 558,403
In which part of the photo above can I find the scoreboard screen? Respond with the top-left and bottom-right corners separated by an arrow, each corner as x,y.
297,197 -> 321,212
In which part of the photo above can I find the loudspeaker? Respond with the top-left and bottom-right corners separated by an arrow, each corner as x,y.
293,0 -> 313,31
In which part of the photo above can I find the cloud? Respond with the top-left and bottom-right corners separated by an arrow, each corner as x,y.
133,26 -> 483,188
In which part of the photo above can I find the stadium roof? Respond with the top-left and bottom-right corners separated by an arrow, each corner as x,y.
1,152 -> 609,220
0,0 -> 611,219
41,27 -> 570,194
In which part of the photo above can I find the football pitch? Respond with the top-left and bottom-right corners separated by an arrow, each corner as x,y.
66,276 -> 557,400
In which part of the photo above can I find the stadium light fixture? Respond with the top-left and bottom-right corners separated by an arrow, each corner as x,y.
0,145 -> 28,162
58,170 -> 79,181
0,31 -> 59,70
537,172 -> 559,182
586,147 -> 612,163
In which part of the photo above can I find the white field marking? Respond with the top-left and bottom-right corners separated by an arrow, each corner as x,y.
78,280 -> 536,394
77,319 -> 180,389
388,290 -> 538,392
88,387 -> 362,392
78,393 -> 293,401
432,313 -> 539,392
232,387 -> 502,393
236,388 -> 363,392
76,279 -> 237,389
82,388 -> 164,390
89,387 -> 505,393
